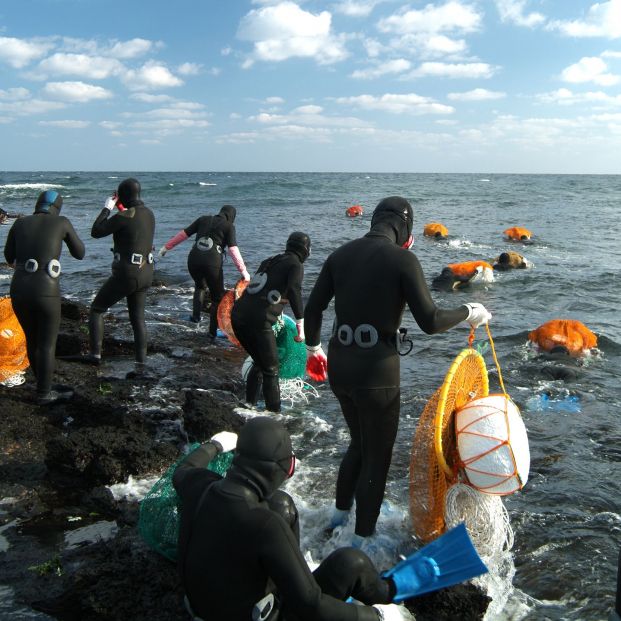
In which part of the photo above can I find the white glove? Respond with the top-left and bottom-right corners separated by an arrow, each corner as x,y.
158,245 -> 168,258
295,318 -> 305,343
373,604 -> 415,621
463,302 -> 492,328
104,196 -> 117,211
241,269 -> 250,281
210,431 -> 238,453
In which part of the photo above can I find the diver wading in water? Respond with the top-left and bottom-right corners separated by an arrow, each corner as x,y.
80,178 -> 155,365
231,232 -> 308,413
173,416 -> 417,621
304,196 -> 492,543
3,191 -> 85,404
159,205 -> 249,335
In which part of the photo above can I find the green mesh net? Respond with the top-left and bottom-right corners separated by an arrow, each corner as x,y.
138,445 -> 234,561
272,314 -> 306,380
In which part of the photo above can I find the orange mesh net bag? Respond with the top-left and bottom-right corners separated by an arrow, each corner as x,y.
409,348 -> 488,542
423,222 -> 448,238
0,297 -> 29,383
216,280 -> 249,347
503,226 -> 532,240
528,319 -> 597,356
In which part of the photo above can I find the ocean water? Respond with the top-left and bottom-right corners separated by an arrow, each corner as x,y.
1,171 -> 620,620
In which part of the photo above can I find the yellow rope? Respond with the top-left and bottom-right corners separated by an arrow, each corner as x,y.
485,323 -> 507,396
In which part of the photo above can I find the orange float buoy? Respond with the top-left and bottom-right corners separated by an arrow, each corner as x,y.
503,226 -> 532,241
216,280 -> 248,347
447,260 -> 494,280
0,297 -> 29,383
346,205 -> 363,217
423,222 -> 448,238
528,319 -> 597,356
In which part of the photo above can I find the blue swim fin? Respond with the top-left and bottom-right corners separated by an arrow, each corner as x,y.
383,523 -> 488,601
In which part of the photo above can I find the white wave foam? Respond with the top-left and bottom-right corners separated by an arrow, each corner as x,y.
199,182 -> 217,186
0,183 -> 65,190
108,474 -> 159,501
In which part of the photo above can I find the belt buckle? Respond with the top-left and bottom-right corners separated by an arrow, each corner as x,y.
24,258 -> 39,273
131,253 -> 142,265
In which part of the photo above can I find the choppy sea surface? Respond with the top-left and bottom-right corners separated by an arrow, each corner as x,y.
1,171 -> 620,620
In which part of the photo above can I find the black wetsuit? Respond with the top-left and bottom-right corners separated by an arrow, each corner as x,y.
173,432 -> 390,621
185,207 -> 237,334
89,203 -> 155,362
231,251 -> 304,412
4,213 -> 85,396
305,230 -> 468,537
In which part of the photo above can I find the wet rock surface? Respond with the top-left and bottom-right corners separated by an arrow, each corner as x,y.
0,299 -> 489,620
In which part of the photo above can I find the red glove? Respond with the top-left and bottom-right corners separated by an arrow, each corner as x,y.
306,344 -> 327,381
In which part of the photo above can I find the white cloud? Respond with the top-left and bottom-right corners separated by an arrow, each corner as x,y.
538,87 -> 621,106
406,62 -> 496,79
265,96 -> 285,104
448,88 -> 506,101
561,56 -> 619,86
130,93 -> 175,103
249,108 -> 369,127
121,61 -> 183,90
0,87 -> 30,101
39,119 -> 91,128
292,104 -> 323,114
336,93 -> 454,114
602,50 -> 621,59
548,0 -> 621,38
0,36 -> 53,68
100,121 -> 122,130
237,1 -> 348,66
378,2 -> 482,35
494,0 -> 545,27
351,59 -> 411,79
333,1 -> 384,17
107,38 -> 156,59
178,62 -> 202,76
43,81 -> 114,102
0,98 -> 66,116
130,118 -> 210,130
37,53 -> 124,80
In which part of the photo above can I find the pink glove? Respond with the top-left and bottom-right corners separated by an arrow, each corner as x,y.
306,344 -> 327,381
294,318 -> 305,343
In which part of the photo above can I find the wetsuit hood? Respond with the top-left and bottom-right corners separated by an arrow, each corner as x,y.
117,178 -> 142,208
34,190 -> 63,215
286,231 -> 311,263
219,204 -> 236,223
369,196 -> 413,247
227,417 -> 293,500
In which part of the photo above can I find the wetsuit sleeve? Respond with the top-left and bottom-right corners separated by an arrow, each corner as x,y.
3,222 -> 16,264
183,218 -> 201,238
304,259 -> 334,347
63,219 -> 86,260
259,515 -> 378,621
225,223 -> 237,249
402,253 -> 468,334
287,262 -> 304,320
172,442 -> 222,498
91,208 -> 123,238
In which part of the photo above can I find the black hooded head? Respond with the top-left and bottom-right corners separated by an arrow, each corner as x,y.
286,231 -> 311,263
219,204 -> 236,223
369,196 -> 413,246
228,417 -> 293,499
34,190 -> 63,215
117,178 -> 142,207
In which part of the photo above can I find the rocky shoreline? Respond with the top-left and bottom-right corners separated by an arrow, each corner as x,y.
0,297 -> 490,620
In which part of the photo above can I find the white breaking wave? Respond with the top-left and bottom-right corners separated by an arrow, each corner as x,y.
0,183 -> 65,190
199,182 -> 217,186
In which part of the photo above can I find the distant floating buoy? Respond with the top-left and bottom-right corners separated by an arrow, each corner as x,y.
528,319 -> 597,356
447,260 -> 494,282
346,205 -> 363,217
423,222 -> 448,238
503,226 -> 532,241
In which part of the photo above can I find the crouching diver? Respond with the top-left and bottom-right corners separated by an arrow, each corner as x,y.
86,178 -> 155,364
3,191 -> 85,404
173,416 -> 418,621
159,205 -> 249,334
304,196 -> 492,543
230,232 -> 308,413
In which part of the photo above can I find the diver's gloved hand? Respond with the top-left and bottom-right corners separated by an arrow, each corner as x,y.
463,303 -> 492,328
104,196 -> 118,211
210,431 -> 237,453
306,344 -> 327,381
373,604 -> 415,621
241,269 -> 250,281
158,245 -> 168,258
294,318 -> 305,343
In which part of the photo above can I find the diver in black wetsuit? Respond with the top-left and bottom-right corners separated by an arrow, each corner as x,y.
173,416 -> 411,621
87,178 -> 155,364
158,205 -> 249,335
3,191 -> 85,404
304,196 -> 491,542
230,232 -> 308,413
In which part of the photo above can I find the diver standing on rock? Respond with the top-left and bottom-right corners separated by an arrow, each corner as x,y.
304,196 -> 492,544
231,232 -> 309,413
158,205 -> 250,334
86,178 -> 155,365
3,190 -> 85,404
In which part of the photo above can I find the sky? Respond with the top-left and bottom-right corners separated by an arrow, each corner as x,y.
0,0 -> 620,173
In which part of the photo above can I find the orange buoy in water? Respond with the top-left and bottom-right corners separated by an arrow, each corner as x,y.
447,260 -> 494,280
346,205 -> 363,217
216,280 -> 249,347
503,226 -> 532,241
528,319 -> 597,356
424,222 -> 449,238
